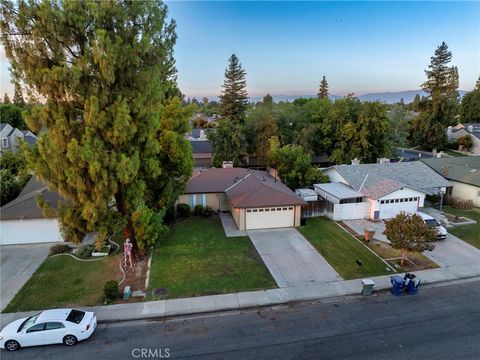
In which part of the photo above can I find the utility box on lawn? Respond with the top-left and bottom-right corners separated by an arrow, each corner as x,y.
123,286 -> 132,300
362,278 -> 375,296
390,275 -> 405,296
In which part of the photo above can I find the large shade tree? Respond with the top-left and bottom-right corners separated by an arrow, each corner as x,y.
1,0 -> 193,251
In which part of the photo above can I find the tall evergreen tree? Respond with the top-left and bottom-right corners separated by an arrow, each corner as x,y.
410,42 -> 459,149
412,93 -> 421,112
219,54 -> 248,124
3,92 -> 10,104
210,119 -> 246,167
1,0 -> 193,251
460,77 -> 480,123
12,82 -> 25,107
317,76 -> 329,99
263,94 -> 273,107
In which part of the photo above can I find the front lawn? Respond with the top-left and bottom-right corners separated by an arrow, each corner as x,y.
442,206 -> 480,249
148,217 -> 276,299
299,217 -> 391,279
3,236 -> 123,313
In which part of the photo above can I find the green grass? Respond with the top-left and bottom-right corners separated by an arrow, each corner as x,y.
299,217 -> 391,279
441,206 -> 480,249
3,236 -> 123,313
148,217 -> 276,299
443,149 -> 467,157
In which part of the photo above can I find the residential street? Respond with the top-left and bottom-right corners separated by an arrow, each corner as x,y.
2,280 -> 479,360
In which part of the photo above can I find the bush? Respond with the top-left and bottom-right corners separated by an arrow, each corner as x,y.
103,280 -> 119,303
446,196 -> 473,210
75,244 -> 95,259
176,203 -> 191,218
49,244 -> 71,256
203,206 -> 215,217
194,204 -> 204,216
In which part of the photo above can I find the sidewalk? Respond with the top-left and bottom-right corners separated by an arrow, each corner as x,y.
2,262 -> 479,327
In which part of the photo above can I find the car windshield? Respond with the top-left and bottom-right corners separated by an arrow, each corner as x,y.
17,313 -> 40,333
425,219 -> 439,227
66,309 -> 85,324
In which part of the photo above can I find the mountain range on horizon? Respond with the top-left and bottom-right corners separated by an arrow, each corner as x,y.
194,89 -> 468,105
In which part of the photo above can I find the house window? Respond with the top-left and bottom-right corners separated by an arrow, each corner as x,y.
1,138 -> 8,148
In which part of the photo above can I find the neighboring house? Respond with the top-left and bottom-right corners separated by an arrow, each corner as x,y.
178,167 -> 306,231
422,157 -> 480,207
0,123 -> 37,153
186,128 -> 208,141
190,140 -> 213,170
447,124 -> 480,154
321,161 -> 451,221
0,177 -> 64,245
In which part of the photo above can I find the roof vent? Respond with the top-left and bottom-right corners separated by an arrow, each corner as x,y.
468,125 -> 474,133
351,158 -> 360,165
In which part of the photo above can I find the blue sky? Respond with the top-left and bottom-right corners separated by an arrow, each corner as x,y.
1,1 -> 478,98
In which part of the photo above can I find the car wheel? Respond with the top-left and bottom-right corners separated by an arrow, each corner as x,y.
63,335 -> 78,346
5,340 -> 20,351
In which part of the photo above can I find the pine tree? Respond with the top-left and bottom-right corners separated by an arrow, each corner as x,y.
219,54 -> 248,124
263,94 -> 273,107
317,76 -> 329,99
460,77 -> 480,123
3,93 -> 10,104
12,83 -> 26,107
410,42 -> 459,149
1,1 -> 193,251
412,94 -> 421,112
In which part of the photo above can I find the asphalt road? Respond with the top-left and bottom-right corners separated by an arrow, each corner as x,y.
2,280 -> 480,360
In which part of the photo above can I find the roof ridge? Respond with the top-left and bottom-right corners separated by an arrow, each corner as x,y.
225,173 -> 251,192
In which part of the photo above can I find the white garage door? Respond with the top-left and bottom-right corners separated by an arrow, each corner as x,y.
0,219 -> 63,245
378,197 -> 419,220
245,206 -> 294,230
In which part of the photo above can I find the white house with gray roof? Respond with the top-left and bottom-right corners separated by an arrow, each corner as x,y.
320,161 -> 451,221
0,123 -> 38,153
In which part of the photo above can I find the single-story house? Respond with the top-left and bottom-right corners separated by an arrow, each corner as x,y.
178,167 -> 306,230
447,123 -> 480,154
190,140 -> 213,170
0,177 -> 64,245
422,157 -> 480,207
321,161 -> 451,221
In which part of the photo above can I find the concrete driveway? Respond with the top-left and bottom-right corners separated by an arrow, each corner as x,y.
344,219 -> 480,268
424,233 -> 480,267
248,228 -> 342,287
0,244 -> 51,311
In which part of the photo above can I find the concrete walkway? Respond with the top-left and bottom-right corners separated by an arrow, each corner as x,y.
219,212 -> 247,237
2,263 -> 478,327
0,244 -> 51,311
248,228 -> 342,287
343,219 -> 388,242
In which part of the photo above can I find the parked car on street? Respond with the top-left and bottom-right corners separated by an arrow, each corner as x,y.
417,212 -> 448,240
0,309 -> 96,351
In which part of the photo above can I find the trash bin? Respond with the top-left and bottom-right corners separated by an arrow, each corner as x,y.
362,278 -> 375,296
364,228 -> 375,242
390,275 -> 405,296
404,273 -> 421,294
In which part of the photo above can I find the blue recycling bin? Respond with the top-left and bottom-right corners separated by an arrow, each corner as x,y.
390,275 -> 405,296
404,274 -> 421,294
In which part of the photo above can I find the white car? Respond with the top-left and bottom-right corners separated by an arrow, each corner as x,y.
417,212 -> 448,240
0,308 -> 96,351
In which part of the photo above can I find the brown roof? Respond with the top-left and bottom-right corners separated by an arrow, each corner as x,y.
184,168 -> 305,208
0,177 -> 63,220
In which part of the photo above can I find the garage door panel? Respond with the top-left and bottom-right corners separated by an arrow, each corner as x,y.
379,200 -> 418,220
245,207 -> 294,230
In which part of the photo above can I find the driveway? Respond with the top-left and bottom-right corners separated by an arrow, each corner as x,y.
424,233 -> 480,267
0,244 -> 51,311
248,228 -> 342,287
344,219 -> 480,268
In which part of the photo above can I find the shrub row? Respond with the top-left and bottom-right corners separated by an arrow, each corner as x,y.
176,203 -> 215,219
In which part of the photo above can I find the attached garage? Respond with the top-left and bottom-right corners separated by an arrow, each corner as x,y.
245,207 -> 295,230
370,187 -> 426,220
0,177 -> 65,245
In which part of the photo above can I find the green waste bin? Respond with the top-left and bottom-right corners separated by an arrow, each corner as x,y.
362,278 -> 375,296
